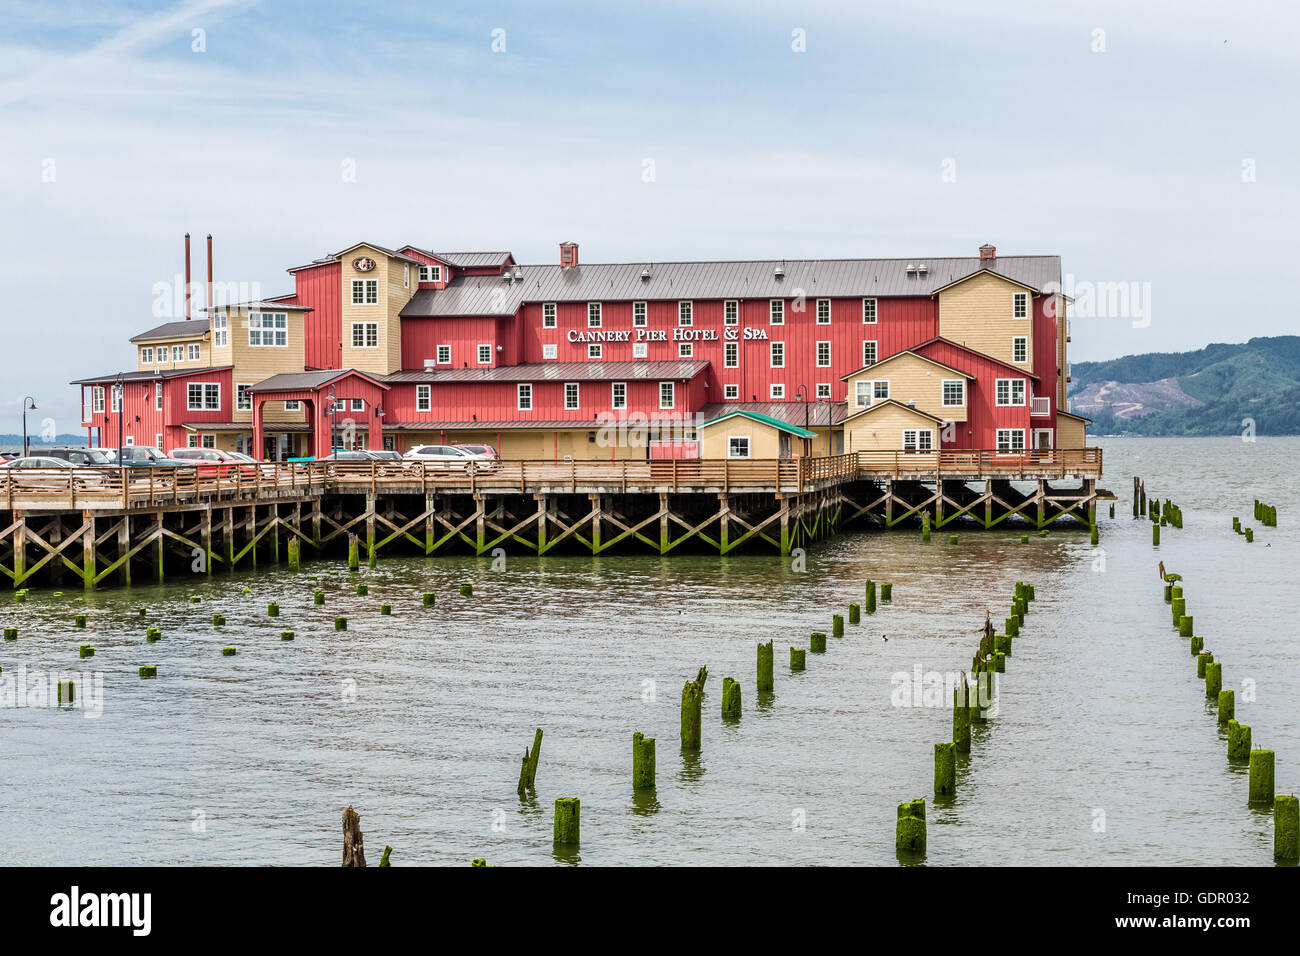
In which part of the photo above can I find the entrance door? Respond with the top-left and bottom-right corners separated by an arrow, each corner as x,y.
778,433 -> 792,458
264,436 -> 279,461
1034,429 -> 1054,450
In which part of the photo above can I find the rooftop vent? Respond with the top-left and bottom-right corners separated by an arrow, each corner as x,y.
560,241 -> 579,269
773,264 -> 785,279
512,270 -> 523,281
979,243 -> 997,261
917,263 -> 927,275
640,267 -> 651,281
906,264 -> 916,276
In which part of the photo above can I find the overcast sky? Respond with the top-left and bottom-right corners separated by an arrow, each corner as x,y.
2,0 -> 1297,433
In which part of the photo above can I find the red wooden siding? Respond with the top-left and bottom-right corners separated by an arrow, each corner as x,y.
292,260 -> 342,370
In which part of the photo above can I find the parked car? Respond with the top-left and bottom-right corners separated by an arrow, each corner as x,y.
168,447 -> 245,476
37,446 -> 115,466
403,444 -> 497,472
0,456 -> 109,490
452,443 -> 500,461
104,446 -> 190,467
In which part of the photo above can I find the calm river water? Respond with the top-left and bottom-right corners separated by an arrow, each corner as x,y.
2,437 -> 1296,865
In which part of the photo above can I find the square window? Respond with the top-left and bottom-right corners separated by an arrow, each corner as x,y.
478,344 -> 493,364
770,383 -> 785,399
172,345 -> 183,361
728,436 -> 750,459
285,400 -> 301,411
678,342 -> 693,358
723,384 -> 739,399
187,344 -> 200,361
942,380 -> 965,406
996,378 -> 1025,406
588,343 -> 603,359
436,345 -> 451,365
352,322 -> 378,348
632,342 -> 648,359
141,347 -> 153,363
997,429 -> 1025,452
350,399 -> 364,412
873,380 -> 890,400
854,381 -> 872,408
542,343 -> 558,359
816,383 -> 831,399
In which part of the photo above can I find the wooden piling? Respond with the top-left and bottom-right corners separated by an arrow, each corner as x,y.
848,603 -> 861,625
281,631 -> 294,641
1227,719 -> 1252,761
347,535 -> 359,571
1179,615 -> 1193,637
895,799 -> 926,854
680,669 -> 706,749
809,631 -> 827,653
881,583 -> 892,603
934,743 -> 956,797
460,582 -> 473,596
1152,524 -> 1159,546
341,805 -> 366,866
1217,688 -> 1234,724
517,728 -> 543,795
335,616 -> 347,630
632,732 -> 655,789
138,665 -> 157,678
221,647 -> 237,656
1275,795 -> 1299,863
1197,651 -> 1213,678
790,647 -> 806,671
380,603 -> 392,615
865,580 -> 877,614
268,602 -> 279,616
757,640 -> 774,692
832,614 -> 844,638
423,592 -> 435,607
1205,661 -> 1222,700
953,683 -> 971,754
287,537 -> 300,571
721,677 -> 742,720
314,589 -> 325,605
1249,749 -> 1275,806
356,583 -> 368,596
553,798 -> 580,845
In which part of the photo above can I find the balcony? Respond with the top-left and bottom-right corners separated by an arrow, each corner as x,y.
1031,396 -> 1051,417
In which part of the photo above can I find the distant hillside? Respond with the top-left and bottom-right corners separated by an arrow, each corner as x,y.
0,434 -> 87,451
1070,336 -> 1300,435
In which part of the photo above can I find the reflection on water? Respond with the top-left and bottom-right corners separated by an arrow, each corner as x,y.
0,437 -> 1296,865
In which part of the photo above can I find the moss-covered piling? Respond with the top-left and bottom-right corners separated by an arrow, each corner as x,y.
1249,749 -> 1275,806
347,536 -> 359,571
422,592 -> 435,607
1275,795 -> 1299,863
78,644 -> 93,659
757,640 -> 774,692
632,732 -> 656,790
680,669 -> 706,749
809,631 -> 827,653
553,797 -> 580,845
459,582 -> 473,596
848,603 -> 860,625
138,665 -> 157,679
1205,661 -> 1222,699
934,743 -> 956,797
895,799 -> 926,854
1227,719 -> 1252,761
790,647 -> 806,671
335,616 -> 347,630
953,684 -> 971,754
721,677 -> 742,720
832,614 -> 844,638
1217,688 -> 1234,724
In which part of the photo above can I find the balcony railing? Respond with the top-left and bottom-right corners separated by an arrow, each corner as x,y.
1031,396 -> 1051,417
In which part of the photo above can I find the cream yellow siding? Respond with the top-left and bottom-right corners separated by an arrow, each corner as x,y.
1057,414 -> 1086,449
698,418 -> 786,459
136,335 -> 211,371
339,245 -> 417,376
843,352 -> 968,423
217,306 -> 307,424
843,403 -> 942,453
937,272 -> 1034,372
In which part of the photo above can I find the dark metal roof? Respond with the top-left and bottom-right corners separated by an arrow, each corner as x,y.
70,365 -> 232,385
384,359 -> 710,384
249,369 -> 390,392
199,300 -> 312,312
333,241 -> 423,265
842,398 -> 948,425
399,255 -> 1062,318
129,318 -> 211,342
401,247 -> 515,269
696,401 -> 847,427
384,421 -> 615,431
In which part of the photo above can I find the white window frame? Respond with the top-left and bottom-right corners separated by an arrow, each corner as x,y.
478,344 -> 493,365
942,380 -> 965,406
236,383 -> 253,412
723,384 -> 739,400
589,343 -> 603,359
350,398 -> 365,413
633,301 -> 647,327
436,345 -> 451,365
724,300 -> 739,326
770,383 -> 785,399
659,381 -> 675,410
862,298 -> 878,324
873,380 -> 890,402
187,382 -> 220,411
284,400 -> 301,411
996,378 -> 1026,406
854,380 -> 872,408
816,340 -> 831,367
862,340 -> 878,367
816,383 -> 831,399
678,342 -> 693,358
91,386 -> 105,414
141,347 -> 153,364
420,264 -> 443,283
611,382 -> 627,410
724,342 -> 738,369
997,428 -> 1026,453
249,312 -> 288,347
632,342 -> 648,359
155,382 -> 163,411
517,384 -> 532,411
903,429 -> 934,453
213,312 -> 228,348
351,322 -> 379,348
352,279 -> 378,305
564,382 -> 580,410
1013,336 -> 1029,364
770,341 -> 785,368
542,303 -> 557,328
727,435 -> 751,459
187,343 -> 200,361
110,384 -> 122,413
1013,291 -> 1029,319
416,385 -> 431,412
403,263 -> 410,288
816,298 -> 831,325
587,302 -> 602,328
769,299 -> 784,325
542,343 -> 559,360
187,433 -> 198,448
200,434 -> 214,449
171,345 -> 184,361
678,301 -> 693,326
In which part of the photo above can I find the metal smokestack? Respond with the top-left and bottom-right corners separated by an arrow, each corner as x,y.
206,233 -> 213,313
184,232 -> 192,320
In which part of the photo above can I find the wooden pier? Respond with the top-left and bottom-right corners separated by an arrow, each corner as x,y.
0,449 -> 1103,588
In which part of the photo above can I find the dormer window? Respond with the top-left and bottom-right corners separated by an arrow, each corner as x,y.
419,264 -> 443,283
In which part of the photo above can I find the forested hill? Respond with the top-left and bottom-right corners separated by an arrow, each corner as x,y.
1069,336 -> 1300,436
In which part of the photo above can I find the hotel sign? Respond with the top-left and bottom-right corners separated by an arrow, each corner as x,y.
567,326 -> 768,343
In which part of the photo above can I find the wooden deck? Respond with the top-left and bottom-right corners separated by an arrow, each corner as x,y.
1,448 -> 1102,512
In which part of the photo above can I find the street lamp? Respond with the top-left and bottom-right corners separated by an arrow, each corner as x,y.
21,396 -> 36,457
325,386 -> 338,456
795,386 -> 810,456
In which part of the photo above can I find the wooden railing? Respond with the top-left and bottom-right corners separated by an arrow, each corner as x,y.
0,447 -> 1101,509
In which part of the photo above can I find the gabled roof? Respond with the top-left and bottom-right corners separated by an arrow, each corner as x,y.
912,336 -> 1041,381
249,368 -> 390,392
838,349 -> 974,382
929,268 -> 1043,296
383,359 -> 709,384
696,410 -> 818,438
333,241 -> 423,266
696,401 -> 847,428
1057,409 -> 1093,423
841,399 -> 948,426
70,365 -> 232,385
399,255 -> 1062,318
130,318 -> 211,342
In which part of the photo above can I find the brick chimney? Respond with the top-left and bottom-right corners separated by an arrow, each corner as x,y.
560,241 -> 579,269
979,243 -> 996,261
